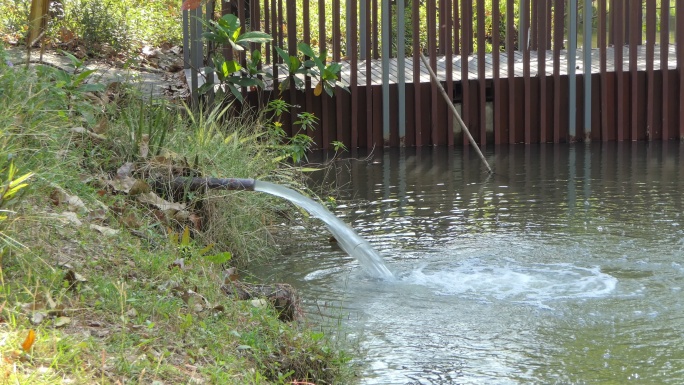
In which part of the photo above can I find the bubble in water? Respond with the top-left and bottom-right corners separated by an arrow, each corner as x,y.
404,259 -> 617,307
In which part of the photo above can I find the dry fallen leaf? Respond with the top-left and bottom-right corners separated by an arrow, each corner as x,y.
21,329 -> 36,352
137,192 -> 186,211
50,185 -> 89,213
48,212 -> 82,227
64,269 -> 87,290
139,134 -> 150,159
86,209 -> 107,224
117,162 -> 134,179
90,224 -> 119,236
223,267 -> 239,284
53,317 -> 71,328
70,126 -> 106,141
93,116 -> 109,134
30,311 -> 47,325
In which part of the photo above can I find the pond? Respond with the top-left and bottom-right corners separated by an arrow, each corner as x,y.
249,143 -> 684,384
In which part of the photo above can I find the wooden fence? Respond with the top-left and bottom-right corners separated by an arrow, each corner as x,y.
184,0 -> 684,149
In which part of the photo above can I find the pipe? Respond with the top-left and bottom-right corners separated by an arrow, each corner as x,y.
168,177 -> 256,191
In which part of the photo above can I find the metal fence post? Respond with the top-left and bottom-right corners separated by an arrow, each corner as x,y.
397,0 -> 406,140
568,0 -> 578,139
583,0 -> 592,138
382,0 -> 391,143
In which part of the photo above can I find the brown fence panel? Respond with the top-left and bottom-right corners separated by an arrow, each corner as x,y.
629,0 -> 639,140
660,0 -> 672,140
661,0 -> 671,140
492,0 -> 501,144
446,0 -> 455,146
366,0 -> 375,147
678,0 -> 684,138
537,0 -> 548,142
598,0 -> 610,141
427,0 -> 436,144
506,0 -> 516,143
349,0 -> 358,148
522,0 -> 531,143
615,0 -> 626,141
461,0 -> 472,146
646,0 -> 656,140
477,0 -> 487,147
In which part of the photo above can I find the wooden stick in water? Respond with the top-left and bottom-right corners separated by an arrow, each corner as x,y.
419,51 -> 493,174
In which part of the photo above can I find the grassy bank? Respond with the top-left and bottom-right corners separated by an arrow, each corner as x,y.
0,45 -> 352,384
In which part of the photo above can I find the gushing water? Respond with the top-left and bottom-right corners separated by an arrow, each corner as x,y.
254,181 -> 394,280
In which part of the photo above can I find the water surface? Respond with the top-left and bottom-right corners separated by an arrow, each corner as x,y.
250,143 -> 684,384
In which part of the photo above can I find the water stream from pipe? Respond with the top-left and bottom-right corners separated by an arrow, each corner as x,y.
253,180 -> 394,280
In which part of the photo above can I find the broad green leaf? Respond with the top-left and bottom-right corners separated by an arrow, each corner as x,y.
288,56 -> 302,73
198,82 -> 214,95
227,84 -> 244,103
275,47 -> 291,65
204,251 -> 232,264
236,31 -> 273,47
198,243 -> 214,256
251,49 -> 261,63
181,226 -> 191,246
220,14 -> 240,31
222,60 -> 242,75
78,84 -> 106,93
297,42 -> 316,58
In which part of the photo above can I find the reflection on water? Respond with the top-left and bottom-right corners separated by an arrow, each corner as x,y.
249,143 -> 684,384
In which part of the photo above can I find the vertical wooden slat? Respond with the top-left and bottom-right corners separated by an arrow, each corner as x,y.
286,0 -> 297,136
538,0 -> 547,142
454,0 -> 460,56
446,0 -> 455,146
263,0 -> 270,63
428,0 -> 438,145
615,0 -> 625,141
438,0 -> 446,56
332,0 -> 341,62
302,0 -> 313,144
412,0 -> 422,146
678,0 -> 684,138
270,0 -> 278,92
661,0 -> 670,140
318,0 -> 328,148
251,0 -> 261,52
332,0 -> 343,147
492,0 -> 501,144
506,0 -> 515,143
477,0 -> 486,146
461,0 -> 471,145
553,0 -> 563,142
372,0 -> 379,60
366,0 -> 374,147
629,0 -> 639,140
599,0 -> 609,141
646,0 -> 656,140
350,0 -> 358,148
522,0 -> 531,143
530,0 -> 538,49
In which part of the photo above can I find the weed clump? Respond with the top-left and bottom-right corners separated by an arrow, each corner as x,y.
0,43 -> 353,384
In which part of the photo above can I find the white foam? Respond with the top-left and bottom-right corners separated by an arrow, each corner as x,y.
403,259 -> 617,306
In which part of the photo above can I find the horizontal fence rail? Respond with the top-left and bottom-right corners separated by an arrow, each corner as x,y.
184,0 -> 684,149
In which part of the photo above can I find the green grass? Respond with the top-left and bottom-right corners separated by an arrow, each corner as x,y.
0,43 -> 353,384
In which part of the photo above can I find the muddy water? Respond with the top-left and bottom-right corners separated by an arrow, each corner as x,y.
250,143 -> 684,384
